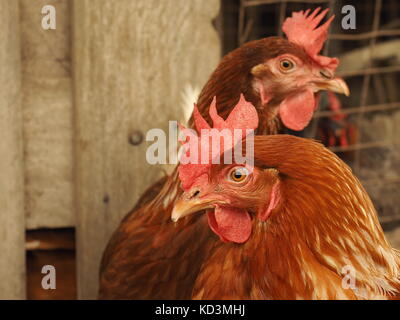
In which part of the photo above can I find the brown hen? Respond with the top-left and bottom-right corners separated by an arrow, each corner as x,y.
172,99 -> 400,300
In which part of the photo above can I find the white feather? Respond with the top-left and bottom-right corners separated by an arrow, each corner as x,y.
180,83 -> 201,125
163,84 -> 201,175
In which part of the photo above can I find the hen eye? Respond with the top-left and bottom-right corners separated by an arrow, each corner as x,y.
229,167 -> 249,183
279,59 -> 295,72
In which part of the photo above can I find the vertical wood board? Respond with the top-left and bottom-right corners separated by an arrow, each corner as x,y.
73,0 -> 221,298
0,0 -> 26,300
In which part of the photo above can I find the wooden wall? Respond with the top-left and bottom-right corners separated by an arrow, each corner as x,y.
0,0 -> 220,299
72,0 -> 220,299
0,1 -> 26,299
21,0 -> 74,229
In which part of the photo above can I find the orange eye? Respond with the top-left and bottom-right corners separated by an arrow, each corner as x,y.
279,59 -> 295,72
229,167 -> 249,183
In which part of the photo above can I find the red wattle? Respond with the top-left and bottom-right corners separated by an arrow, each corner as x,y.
207,206 -> 252,243
279,89 -> 315,131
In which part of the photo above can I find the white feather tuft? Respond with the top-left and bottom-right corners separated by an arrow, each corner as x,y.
180,83 -> 201,125
163,84 -> 201,176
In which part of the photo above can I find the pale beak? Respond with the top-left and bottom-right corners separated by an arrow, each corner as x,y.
171,196 -> 214,222
314,77 -> 350,97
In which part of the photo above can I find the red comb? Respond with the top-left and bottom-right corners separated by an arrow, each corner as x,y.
178,94 -> 258,190
282,7 -> 338,71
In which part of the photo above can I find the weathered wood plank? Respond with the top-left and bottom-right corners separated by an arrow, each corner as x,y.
0,0 -> 26,299
20,0 -> 74,229
73,0 -> 220,298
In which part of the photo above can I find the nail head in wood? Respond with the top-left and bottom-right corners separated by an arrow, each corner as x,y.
128,130 -> 144,146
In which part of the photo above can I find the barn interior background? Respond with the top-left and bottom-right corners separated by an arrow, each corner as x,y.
0,0 -> 399,300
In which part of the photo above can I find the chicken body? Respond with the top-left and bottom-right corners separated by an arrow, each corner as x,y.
174,135 -> 400,300
99,9 -> 349,299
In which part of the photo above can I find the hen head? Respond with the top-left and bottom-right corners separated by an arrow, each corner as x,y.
199,7 -> 349,133
174,95 -> 280,243
253,7 -> 349,131
173,162 -> 279,244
